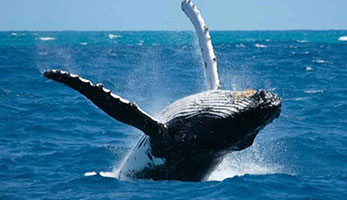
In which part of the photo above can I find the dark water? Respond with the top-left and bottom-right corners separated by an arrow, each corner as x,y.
1,31 -> 346,199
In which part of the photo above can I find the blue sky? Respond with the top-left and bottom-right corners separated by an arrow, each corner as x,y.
1,0 -> 346,31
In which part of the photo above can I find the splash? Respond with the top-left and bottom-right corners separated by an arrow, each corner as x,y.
103,142 -> 285,182
83,171 -> 119,178
208,144 -> 283,181
99,171 -> 118,178
84,171 -> 97,177
35,43 -> 79,75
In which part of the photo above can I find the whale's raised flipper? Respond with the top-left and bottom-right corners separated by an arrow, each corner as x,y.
43,69 -> 168,139
181,0 -> 221,90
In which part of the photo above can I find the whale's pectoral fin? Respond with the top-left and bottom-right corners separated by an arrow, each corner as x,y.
43,69 -> 168,139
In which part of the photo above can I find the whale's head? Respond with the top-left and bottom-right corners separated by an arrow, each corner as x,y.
214,89 -> 282,152
159,89 -> 281,153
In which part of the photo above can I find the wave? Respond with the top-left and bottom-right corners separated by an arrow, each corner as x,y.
108,34 -> 121,40
304,90 -> 324,94
11,32 -> 25,37
297,40 -> 308,43
80,42 -> 88,46
235,43 -> 246,48
38,52 -> 48,56
137,40 -> 144,46
39,37 -> 56,41
313,59 -> 327,64
305,66 -> 314,71
255,44 -> 267,48
338,36 -> 347,41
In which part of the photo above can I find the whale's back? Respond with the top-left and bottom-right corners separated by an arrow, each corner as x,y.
159,90 -> 251,123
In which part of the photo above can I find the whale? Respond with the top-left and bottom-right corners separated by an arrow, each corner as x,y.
42,0 -> 282,181
43,70 -> 281,181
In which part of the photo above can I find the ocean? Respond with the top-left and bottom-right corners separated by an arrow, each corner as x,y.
0,31 -> 346,199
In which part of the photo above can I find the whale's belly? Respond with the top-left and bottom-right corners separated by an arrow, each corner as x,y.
117,135 -> 165,180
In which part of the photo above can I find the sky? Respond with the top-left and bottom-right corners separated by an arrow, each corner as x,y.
0,0 -> 346,31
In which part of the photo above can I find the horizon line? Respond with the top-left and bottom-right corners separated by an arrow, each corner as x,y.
1,29 -> 347,32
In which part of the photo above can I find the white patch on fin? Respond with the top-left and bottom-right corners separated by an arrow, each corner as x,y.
96,83 -> 104,88
110,93 -> 120,99
102,88 -> 111,93
70,74 -> 78,78
79,77 -> 90,83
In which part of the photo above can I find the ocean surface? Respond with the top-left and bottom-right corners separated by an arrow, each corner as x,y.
1,31 -> 346,199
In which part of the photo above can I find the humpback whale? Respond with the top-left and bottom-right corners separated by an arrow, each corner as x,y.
43,0 -> 282,181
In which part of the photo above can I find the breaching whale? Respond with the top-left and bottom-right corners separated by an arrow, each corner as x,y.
43,0 -> 282,181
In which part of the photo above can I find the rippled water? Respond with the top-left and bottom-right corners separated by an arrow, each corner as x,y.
1,31 -> 346,199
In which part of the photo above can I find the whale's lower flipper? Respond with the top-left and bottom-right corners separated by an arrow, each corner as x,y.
43,69 -> 168,139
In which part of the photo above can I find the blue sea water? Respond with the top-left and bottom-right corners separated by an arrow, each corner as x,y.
0,31 -> 346,199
